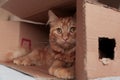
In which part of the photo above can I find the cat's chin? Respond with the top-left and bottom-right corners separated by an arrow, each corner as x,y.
60,43 -> 71,49
57,41 -> 75,49
63,43 -> 70,47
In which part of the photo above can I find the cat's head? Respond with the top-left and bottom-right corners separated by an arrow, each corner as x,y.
48,10 -> 76,49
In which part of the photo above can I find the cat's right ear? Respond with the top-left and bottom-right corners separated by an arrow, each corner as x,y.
47,10 -> 58,24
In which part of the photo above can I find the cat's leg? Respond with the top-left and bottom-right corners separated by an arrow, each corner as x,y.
13,49 -> 40,66
13,55 -> 33,66
53,66 -> 75,79
49,60 -> 75,79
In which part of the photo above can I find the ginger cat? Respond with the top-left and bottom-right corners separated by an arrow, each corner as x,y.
13,10 -> 76,79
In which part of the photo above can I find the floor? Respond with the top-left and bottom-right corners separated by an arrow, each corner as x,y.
0,65 -> 35,80
1,64 -> 120,80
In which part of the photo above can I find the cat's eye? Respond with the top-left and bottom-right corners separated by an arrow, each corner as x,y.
70,27 -> 76,33
56,28 -> 62,34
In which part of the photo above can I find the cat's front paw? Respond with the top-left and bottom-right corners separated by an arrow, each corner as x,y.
49,67 -> 74,79
13,57 -> 32,66
55,68 -> 74,79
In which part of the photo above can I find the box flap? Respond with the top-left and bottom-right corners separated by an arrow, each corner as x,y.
2,0 -> 76,22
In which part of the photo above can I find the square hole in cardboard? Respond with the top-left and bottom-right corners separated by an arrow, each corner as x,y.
98,37 -> 116,60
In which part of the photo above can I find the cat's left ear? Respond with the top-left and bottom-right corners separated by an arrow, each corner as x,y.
47,10 -> 58,24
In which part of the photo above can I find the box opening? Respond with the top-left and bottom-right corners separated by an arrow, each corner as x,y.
98,37 -> 116,60
19,23 -> 50,49
0,0 -> 77,79
98,0 -> 120,9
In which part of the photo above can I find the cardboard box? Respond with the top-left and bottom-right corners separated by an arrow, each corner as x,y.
1,0 -> 76,80
76,0 -> 120,80
0,21 -> 20,53
1,0 -> 120,80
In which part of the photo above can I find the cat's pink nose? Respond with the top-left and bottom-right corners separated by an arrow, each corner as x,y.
63,37 -> 68,41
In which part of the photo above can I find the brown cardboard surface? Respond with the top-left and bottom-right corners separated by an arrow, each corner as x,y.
0,8 -> 12,20
0,21 -> 20,53
0,62 -> 58,80
19,23 -> 49,49
0,21 -> 48,54
86,3 -> 120,79
76,0 -> 87,80
1,0 -> 120,80
2,0 -> 76,22
86,0 -> 120,12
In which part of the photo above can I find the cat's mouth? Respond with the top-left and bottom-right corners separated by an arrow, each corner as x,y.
62,41 -> 69,44
57,39 -> 75,48
62,42 -> 70,47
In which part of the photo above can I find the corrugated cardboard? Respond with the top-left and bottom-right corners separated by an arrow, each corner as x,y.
85,2 -> 120,79
2,0 -> 76,22
1,0 -> 76,80
0,21 -> 20,53
1,0 -> 120,80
